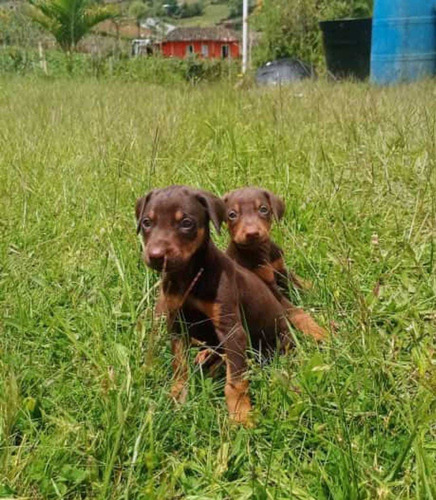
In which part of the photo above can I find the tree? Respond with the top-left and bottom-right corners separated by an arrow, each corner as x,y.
163,0 -> 179,17
252,0 -> 373,67
27,0 -> 118,52
228,0 -> 254,19
253,0 -> 320,66
321,0 -> 372,19
0,6 -> 42,47
129,0 -> 149,38
179,2 -> 204,19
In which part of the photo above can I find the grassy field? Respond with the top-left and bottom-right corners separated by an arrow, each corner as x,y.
175,3 -> 230,27
0,76 -> 435,499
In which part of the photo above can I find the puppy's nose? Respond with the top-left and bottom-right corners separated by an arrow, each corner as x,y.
245,228 -> 260,240
149,247 -> 165,259
148,246 -> 166,269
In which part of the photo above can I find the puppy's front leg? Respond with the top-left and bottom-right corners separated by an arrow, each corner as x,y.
155,289 -> 189,403
170,334 -> 189,403
258,276 -> 326,343
187,297 -> 252,425
270,253 -> 312,293
286,304 -> 327,342
215,311 -> 252,426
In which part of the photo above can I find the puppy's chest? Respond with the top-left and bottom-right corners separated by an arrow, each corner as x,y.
185,295 -> 221,324
254,264 -> 275,284
235,252 -> 276,283
165,266 -> 221,321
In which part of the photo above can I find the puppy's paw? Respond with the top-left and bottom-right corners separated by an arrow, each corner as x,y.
311,324 -> 328,342
287,307 -> 328,342
194,348 -> 214,365
170,381 -> 188,404
230,410 -> 255,428
225,381 -> 253,427
194,349 -> 224,376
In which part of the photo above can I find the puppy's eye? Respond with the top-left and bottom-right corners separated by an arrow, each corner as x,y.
259,205 -> 269,215
180,218 -> 194,230
228,210 -> 238,221
142,218 -> 152,229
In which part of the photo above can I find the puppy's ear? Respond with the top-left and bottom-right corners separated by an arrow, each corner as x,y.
195,190 -> 226,234
222,192 -> 231,206
264,190 -> 285,220
135,190 -> 155,234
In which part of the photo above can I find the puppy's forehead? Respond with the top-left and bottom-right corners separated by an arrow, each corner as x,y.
148,189 -> 203,216
228,189 -> 268,207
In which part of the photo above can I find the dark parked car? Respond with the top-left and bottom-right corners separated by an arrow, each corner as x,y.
256,58 -> 315,86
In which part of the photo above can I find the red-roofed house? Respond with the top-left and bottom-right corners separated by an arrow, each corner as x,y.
159,27 -> 240,59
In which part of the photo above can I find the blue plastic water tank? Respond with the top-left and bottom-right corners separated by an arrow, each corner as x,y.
370,0 -> 436,84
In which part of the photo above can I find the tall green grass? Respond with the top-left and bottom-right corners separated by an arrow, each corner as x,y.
0,49 -> 240,83
0,77 -> 435,499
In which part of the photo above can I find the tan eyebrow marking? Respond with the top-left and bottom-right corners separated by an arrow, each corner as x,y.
174,210 -> 184,221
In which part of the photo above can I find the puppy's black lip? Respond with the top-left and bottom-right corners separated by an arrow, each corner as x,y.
235,237 -> 267,248
146,260 -> 164,272
146,258 -> 187,273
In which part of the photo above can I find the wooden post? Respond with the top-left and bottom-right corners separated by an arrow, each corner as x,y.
38,42 -> 48,75
242,0 -> 248,73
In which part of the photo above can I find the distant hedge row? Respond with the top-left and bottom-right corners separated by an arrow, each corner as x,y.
0,48 -> 241,83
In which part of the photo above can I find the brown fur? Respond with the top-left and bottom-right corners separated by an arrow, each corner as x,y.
136,185 -> 293,426
223,187 -> 326,342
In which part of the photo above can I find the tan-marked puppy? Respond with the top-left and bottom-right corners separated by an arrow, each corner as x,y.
223,187 -> 326,341
136,185 -> 294,426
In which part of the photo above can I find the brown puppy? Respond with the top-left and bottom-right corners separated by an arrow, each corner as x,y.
136,185 -> 292,425
223,187 -> 326,341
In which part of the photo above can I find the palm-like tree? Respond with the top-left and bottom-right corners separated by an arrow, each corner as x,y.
28,0 -> 118,52
129,1 -> 149,39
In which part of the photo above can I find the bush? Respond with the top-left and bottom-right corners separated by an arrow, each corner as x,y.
164,0 -> 204,19
321,0 -> 373,19
252,0 -> 373,67
0,48 -> 239,83
253,0 -> 321,67
0,47 -> 36,74
185,57 -> 238,83
179,2 -> 204,19
228,0 -> 255,19
0,7 -> 43,47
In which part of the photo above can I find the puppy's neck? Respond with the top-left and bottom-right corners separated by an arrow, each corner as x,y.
229,238 -> 271,267
161,237 -> 212,295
